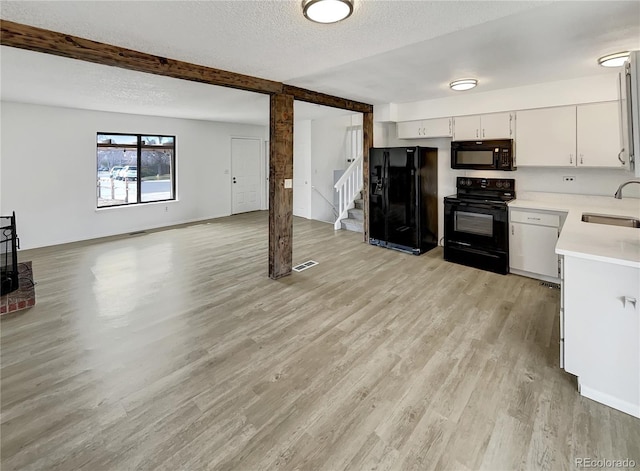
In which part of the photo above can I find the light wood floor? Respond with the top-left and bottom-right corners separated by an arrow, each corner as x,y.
2,211 -> 639,471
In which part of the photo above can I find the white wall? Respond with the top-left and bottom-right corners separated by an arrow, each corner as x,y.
310,114 -> 354,223
293,119 -> 312,219
379,73 -> 620,122
1,102 -> 267,249
292,113 -> 364,224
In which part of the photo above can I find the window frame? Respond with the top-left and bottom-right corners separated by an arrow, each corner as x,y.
96,132 -> 176,208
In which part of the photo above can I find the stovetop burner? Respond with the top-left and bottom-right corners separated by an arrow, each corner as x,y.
448,177 -> 516,202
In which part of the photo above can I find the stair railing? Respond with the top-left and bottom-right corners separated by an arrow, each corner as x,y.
333,153 -> 363,230
311,186 -> 338,218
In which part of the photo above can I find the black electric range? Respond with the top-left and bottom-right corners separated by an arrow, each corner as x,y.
443,177 -> 516,274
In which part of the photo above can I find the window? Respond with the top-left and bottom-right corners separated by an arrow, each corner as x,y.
96,133 -> 175,208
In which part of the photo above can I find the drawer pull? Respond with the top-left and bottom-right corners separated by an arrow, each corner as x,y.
527,217 -> 541,221
622,296 -> 637,309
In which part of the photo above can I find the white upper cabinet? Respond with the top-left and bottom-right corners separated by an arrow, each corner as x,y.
452,115 -> 480,140
481,112 -> 514,140
516,106 -> 577,167
396,120 -> 423,139
517,102 -> 623,168
577,101 -> 623,168
397,117 -> 452,139
453,112 -> 513,141
423,117 -> 453,138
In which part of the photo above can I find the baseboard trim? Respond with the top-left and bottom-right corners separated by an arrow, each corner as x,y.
579,382 -> 640,418
509,268 -> 560,284
18,212 -> 235,251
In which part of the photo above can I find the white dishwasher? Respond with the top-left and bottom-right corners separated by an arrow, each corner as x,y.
509,208 -> 564,282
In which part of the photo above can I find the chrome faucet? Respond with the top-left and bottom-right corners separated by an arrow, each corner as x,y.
614,180 -> 640,199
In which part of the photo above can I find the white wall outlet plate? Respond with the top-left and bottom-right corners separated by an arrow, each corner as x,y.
284,179 -> 293,189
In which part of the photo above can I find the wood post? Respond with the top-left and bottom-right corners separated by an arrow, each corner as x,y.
362,111 -> 373,243
269,94 -> 294,279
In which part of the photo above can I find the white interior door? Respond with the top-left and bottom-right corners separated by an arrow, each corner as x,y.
231,138 -> 262,214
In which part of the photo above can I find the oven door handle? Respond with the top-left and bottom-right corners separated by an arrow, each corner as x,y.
454,202 -> 506,211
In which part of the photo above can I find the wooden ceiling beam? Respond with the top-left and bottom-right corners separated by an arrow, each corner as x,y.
1,20 -> 375,113
0,19 -> 283,95
283,84 -> 373,114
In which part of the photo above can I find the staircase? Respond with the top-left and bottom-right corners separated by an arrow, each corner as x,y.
339,192 -> 364,233
334,124 -> 364,234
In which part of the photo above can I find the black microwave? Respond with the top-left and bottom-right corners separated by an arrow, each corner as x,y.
451,139 -> 516,171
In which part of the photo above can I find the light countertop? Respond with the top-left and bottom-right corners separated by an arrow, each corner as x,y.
508,192 -> 640,268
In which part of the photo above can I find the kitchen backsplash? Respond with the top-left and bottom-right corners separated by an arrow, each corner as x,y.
464,167 -> 639,198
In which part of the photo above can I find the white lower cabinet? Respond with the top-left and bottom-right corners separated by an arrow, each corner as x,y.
509,208 -> 563,281
563,256 -> 640,418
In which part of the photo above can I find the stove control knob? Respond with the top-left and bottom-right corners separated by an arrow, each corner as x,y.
504,181 -> 511,189
496,181 -> 503,188
466,179 -> 472,186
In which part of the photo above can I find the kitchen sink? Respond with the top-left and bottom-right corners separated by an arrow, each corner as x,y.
581,213 -> 640,228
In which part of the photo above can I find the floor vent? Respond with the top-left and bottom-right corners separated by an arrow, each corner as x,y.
540,281 -> 560,290
292,260 -> 318,272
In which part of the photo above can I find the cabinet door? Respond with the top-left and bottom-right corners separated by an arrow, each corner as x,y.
564,257 -> 639,415
423,117 -> 452,138
577,101 -> 623,168
509,221 -> 559,278
480,112 -> 513,139
516,106 -> 576,166
397,120 -> 423,139
453,115 -> 481,140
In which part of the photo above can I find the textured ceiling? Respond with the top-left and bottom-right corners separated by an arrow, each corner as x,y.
0,1 -> 545,83
1,0 -> 639,122
0,46 -> 356,125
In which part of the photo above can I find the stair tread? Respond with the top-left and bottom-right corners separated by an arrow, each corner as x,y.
340,217 -> 364,233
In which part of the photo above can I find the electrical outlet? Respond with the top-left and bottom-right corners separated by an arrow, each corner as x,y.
563,176 -> 575,182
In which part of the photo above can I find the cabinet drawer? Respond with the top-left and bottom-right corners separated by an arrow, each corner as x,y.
511,210 -> 559,227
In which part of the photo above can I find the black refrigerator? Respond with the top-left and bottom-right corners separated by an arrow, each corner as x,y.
369,147 -> 438,255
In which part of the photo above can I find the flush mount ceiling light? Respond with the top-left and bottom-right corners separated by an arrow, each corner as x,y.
598,52 -> 630,67
302,0 -> 354,24
449,79 -> 478,91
